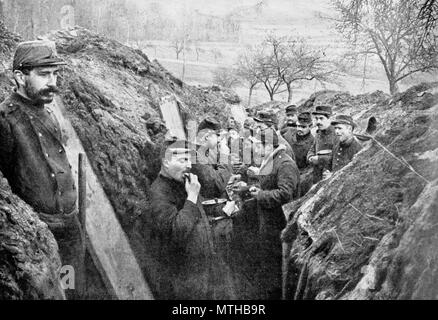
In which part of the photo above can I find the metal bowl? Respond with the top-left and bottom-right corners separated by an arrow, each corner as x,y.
317,149 -> 332,155
202,198 -> 227,217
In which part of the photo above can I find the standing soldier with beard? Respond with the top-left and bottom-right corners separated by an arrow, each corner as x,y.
0,40 -> 84,299
307,105 -> 338,184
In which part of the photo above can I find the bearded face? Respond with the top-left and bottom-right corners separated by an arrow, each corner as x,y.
19,66 -> 60,105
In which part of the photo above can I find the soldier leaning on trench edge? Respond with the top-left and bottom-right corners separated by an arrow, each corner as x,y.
0,40 -> 85,299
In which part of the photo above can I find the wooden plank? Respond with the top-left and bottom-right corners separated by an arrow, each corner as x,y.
159,95 -> 186,140
51,97 -> 154,300
78,153 -> 86,230
230,104 -> 247,128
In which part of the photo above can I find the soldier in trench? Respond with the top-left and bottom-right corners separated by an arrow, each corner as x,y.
0,40 -> 85,299
144,139 -> 236,299
253,110 -> 296,162
322,114 -> 363,180
290,112 -> 315,197
280,104 -> 299,145
230,128 -> 300,299
307,105 -> 339,184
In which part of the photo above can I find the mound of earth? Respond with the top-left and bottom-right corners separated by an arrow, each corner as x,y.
282,82 -> 438,300
0,172 -> 63,299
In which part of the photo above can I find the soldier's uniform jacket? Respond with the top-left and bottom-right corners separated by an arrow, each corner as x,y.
280,126 -> 297,147
146,174 -> 235,300
256,146 -> 300,235
331,137 -> 362,172
0,91 -> 76,216
291,132 -> 315,171
253,146 -> 300,299
306,125 -> 338,160
277,131 -> 296,162
191,147 -> 232,199
306,125 -> 338,184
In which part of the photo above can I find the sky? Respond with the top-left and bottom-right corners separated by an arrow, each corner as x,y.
131,0 -> 336,20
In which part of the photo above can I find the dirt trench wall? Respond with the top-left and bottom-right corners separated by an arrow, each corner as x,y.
0,173 -> 64,299
282,82 -> 438,300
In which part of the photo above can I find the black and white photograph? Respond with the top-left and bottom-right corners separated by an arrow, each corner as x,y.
0,0 -> 437,307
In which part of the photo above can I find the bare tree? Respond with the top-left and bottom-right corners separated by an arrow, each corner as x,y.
171,37 -> 184,60
193,41 -> 205,62
212,67 -> 240,88
334,0 -> 438,95
211,48 -> 223,63
264,35 -> 334,102
235,48 -> 262,106
419,0 -> 438,36
247,40 -> 287,101
335,0 -> 438,37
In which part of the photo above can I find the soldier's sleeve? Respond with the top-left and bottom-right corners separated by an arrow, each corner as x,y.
257,160 -> 299,209
286,144 -> 296,161
216,162 -> 233,187
329,143 -> 337,171
192,162 -> 231,198
278,133 -> 296,161
0,111 -> 15,175
151,195 -> 202,250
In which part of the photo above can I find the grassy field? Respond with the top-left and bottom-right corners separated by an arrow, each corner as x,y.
154,55 -> 388,105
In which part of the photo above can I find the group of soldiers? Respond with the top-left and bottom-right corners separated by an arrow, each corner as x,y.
0,40 -> 363,300
144,101 -> 364,299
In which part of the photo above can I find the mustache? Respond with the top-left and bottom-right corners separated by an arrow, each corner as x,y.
39,87 -> 60,95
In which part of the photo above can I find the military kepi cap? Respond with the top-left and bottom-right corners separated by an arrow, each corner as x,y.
13,40 -> 66,71
312,104 -> 333,117
198,117 -> 221,133
297,112 -> 312,125
254,110 -> 277,126
285,104 -> 298,115
331,114 -> 356,128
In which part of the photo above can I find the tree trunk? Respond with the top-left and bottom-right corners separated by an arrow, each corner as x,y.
248,86 -> 253,106
269,91 -> 275,101
389,78 -> 399,95
287,83 -> 293,102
